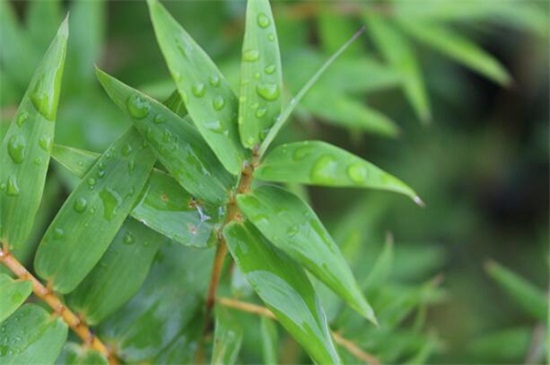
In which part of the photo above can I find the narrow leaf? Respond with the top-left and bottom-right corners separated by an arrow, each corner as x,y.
34,128 -> 156,293
239,0 -> 283,148
211,307 -> 243,365
224,221 -> 341,364
0,274 -> 32,323
237,185 -> 376,323
96,68 -> 235,205
260,317 -> 278,365
0,17 -> 68,249
0,304 -> 67,365
55,343 -> 108,365
363,240 -> 394,294
255,141 -> 421,203
147,0 -> 246,175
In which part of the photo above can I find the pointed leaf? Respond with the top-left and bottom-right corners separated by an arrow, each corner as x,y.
224,221 -> 341,364
0,18 -> 68,249
211,307 -> 243,365
147,0 -> 246,174
0,304 -> 67,365
238,0 -> 283,148
255,141 -> 421,202
34,128 -> 156,293
0,274 -> 32,323
96,68 -> 234,205
237,185 -> 376,323
260,317 -> 278,365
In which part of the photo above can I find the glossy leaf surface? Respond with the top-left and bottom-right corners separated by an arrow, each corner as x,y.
96,68 -> 234,205
237,185 -> 376,323
0,274 -> 32,323
211,307 -> 243,365
256,141 -> 420,202
0,18 -> 68,249
34,128 -> 156,293
239,0 -> 283,148
0,304 -> 67,364
224,221 -> 341,364
147,0 -> 246,175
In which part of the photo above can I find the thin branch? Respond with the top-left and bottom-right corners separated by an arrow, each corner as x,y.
0,247 -> 118,365
218,297 -> 276,320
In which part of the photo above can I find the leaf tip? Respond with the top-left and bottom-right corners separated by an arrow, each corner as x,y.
413,195 -> 425,208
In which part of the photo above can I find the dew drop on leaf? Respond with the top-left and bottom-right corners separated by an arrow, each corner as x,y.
243,49 -> 260,62
191,82 -> 206,97
205,120 -> 223,133
39,136 -> 52,152
267,33 -> 275,42
257,13 -> 271,28
123,232 -> 135,245
212,95 -> 226,111
126,94 -> 151,119
347,163 -> 368,183
209,75 -> 221,87
7,135 -> 27,164
16,112 -> 29,126
153,114 -> 166,124
6,176 -> 20,196
53,228 -> 64,239
255,107 -> 267,118
264,65 -> 276,74
100,188 -> 122,221
310,155 -> 338,183
293,146 -> 311,161
73,197 -> 88,213
121,144 -> 133,156
256,83 -> 280,101
30,90 -> 53,120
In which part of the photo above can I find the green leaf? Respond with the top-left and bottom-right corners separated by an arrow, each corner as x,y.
52,144 -> 99,177
255,141 -> 421,203
67,218 -> 164,325
317,7 -> 363,58
485,260 -> 547,320
34,128 -> 156,293
238,0 -> 283,148
147,0 -> 246,175
260,317 -> 278,365
363,240 -> 394,294
163,89 -> 188,118
211,307 -> 243,365
55,343 -> 108,365
0,274 -> 32,323
366,14 -> 431,123
0,17 -> 68,249
399,21 -> 511,86
237,185 -> 376,323
0,304 -> 67,365
26,0 -> 62,50
223,221 -> 341,364
96,68 -> 235,205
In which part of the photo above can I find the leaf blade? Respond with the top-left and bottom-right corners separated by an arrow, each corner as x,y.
0,274 -> 32,323
211,307 -> 243,365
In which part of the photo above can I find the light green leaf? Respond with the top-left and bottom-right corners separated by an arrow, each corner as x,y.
55,343 -> 108,365
237,185 -> 376,323
34,128 -> 156,293
0,274 -> 32,323
399,21 -> 511,86
0,304 -> 67,365
211,307 -> 243,365
318,7 -> 363,58
485,260 -> 547,320
67,218 -> 164,325
260,317 -> 278,365
147,0 -> 246,175
366,14 -> 431,123
163,89 -> 188,118
224,221 -> 341,364
363,240 -> 394,294
238,0 -> 283,148
0,17 -> 68,249
255,141 -> 421,203
96,68 -> 235,205
52,144 -> 99,177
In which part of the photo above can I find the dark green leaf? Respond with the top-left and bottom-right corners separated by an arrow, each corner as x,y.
0,274 -> 32,323
55,343 -> 108,365
260,317 -> 278,365
224,221 -> 341,364
211,307 -> 243,365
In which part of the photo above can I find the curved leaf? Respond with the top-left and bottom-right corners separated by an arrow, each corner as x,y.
0,274 -> 32,323
212,307 -> 243,365
237,185 -> 376,323
224,221 -> 341,364
255,141 -> 421,203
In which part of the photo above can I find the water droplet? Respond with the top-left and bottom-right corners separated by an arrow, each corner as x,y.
256,83 -> 280,101
30,85 -> 53,120
39,136 -> 52,152
257,13 -> 271,28
293,145 -> 311,161
6,176 -> 20,196
154,115 -> 166,124
87,177 -> 96,189
260,128 -> 270,140
100,188 -> 122,221
126,94 -> 150,119
73,197 -> 88,213
191,82 -> 206,97
16,112 -> 28,126
347,163 -> 368,183
123,232 -> 135,245
7,135 -> 26,164
287,225 -> 299,237
246,136 -> 255,146
53,228 -> 64,239
264,65 -> 276,74
255,107 -> 267,118
205,120 -> 223,133
267,33 -> 275,42
128,160 -> 136,173
212,96 -> 226,111
122,144 -> 133,156
97,170 -> 106,178
253,72 -> 261,80
209,75 -> 220,87
34,157 -> 42,165
243,49 -> 260,62
310,155 -> 338,184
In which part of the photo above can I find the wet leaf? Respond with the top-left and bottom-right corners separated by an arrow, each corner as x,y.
223,221 -> 341,364
211,307 -> 243,365
0,274 -> 32,323
55,343 -> 108,365
147,0 -> 246,175
260,317 -> 278,365
34,128 -> 156,293
255,141 -> 421,203
0,304 -> 67,365
0,18 -> 68,249
239,0 -> 283,148
96,68 -> 234,205
237,185 -> 376,323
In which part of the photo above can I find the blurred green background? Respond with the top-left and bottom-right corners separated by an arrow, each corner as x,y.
1,0 -> 548,363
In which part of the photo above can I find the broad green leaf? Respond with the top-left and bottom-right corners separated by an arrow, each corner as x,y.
260,317 -> 278,365
399,21 -> 511,86
0,18 -> 68,249
147,0 -> 246,175
67,218 -> 164,325
255,141 -> 421,203
224,221 -> 341,364
238,0 -> 283,148
26,0 -> 62,50
0,274 -> 32,323
366,14 -> 431,123
55,343 -> 108,365
96,68 -> 235,205
0,304 -> 67,365
237,185 -> 376,323
485,260 -> 547,320
211,307 -> 243,365
34,128 -> 156,293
